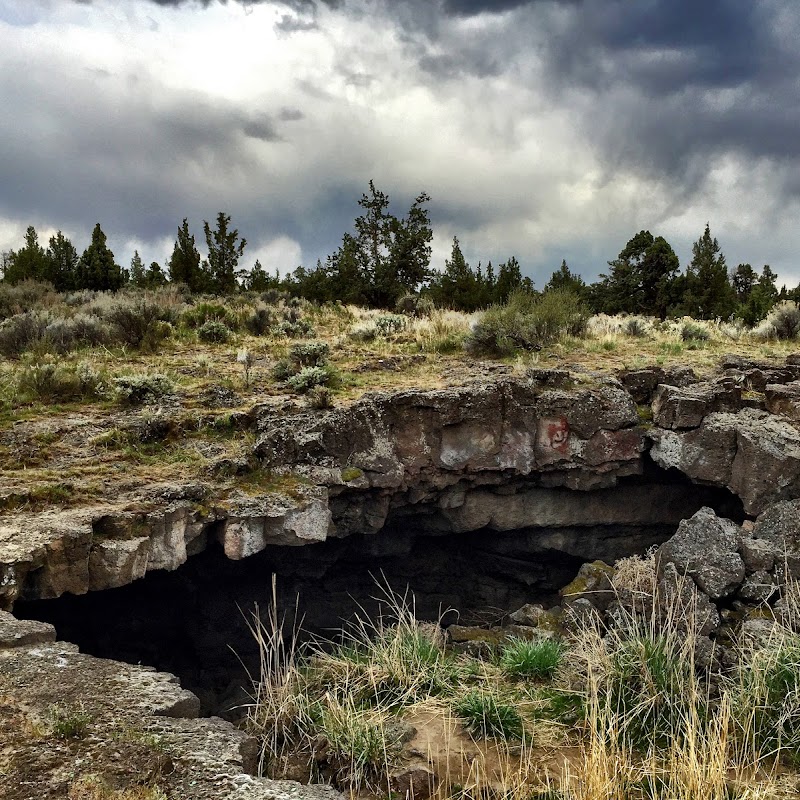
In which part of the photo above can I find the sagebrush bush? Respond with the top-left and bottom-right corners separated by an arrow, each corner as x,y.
181,301 -> 239,331
0,311 -> 49,358
105,298 -> 175,349
273,318 -> 314,338
114,373 -> 175,405
44,314 -> 110,353
681,321 -> 710,342
0,280 -> 57,321
374,314 -> 407,337
466,289 -> 589,356
286,365 -> 335,393
289,341 -> 329,369
197,319 -> 231,343
760,301 -> 800,341
244,303 -> 275,336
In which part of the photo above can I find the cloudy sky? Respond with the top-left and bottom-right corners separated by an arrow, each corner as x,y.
1,0 -> 799,288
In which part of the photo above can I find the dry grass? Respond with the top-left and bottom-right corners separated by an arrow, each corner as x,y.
245,568 -> 800,800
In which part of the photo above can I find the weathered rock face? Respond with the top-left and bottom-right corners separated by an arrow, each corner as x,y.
11,362 -> 800,610
650,409 -> 800,515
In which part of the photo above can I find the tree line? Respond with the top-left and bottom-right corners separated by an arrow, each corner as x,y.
1,182 -> 796,324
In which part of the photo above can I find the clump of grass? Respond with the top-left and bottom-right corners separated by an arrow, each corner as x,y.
453,690 -> 524,740
15,359 -> 109,403
500,637 -> 564,680
49,704 -> 92,739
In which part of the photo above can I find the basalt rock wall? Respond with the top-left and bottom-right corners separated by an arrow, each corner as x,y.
6,362 -> 800,611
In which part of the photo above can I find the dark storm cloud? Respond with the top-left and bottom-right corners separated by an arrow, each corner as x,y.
0,66 -> 300,246
532,0 -> 800,193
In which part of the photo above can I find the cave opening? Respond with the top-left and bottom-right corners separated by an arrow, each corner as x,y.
15,473 -> 744,716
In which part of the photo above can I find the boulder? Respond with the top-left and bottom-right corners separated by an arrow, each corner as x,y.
739,537 -> 778,574
656,562 -> 720,636
765,381 -> 800,420
653,380 -> 741,430
738,571 -> 776,604
560,560 -> 616,610
508,603 -> 546,627
656,507 -> 745,600
752,499 -> 800,577
618,367 -> 665,404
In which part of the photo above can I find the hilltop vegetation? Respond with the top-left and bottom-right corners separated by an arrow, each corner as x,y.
2,183 -> 797,329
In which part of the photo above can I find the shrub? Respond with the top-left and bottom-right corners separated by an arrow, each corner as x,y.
374,314 -> 407,337
114,373 -> 175,405
348,321 -> 378,342
273,319 -> 314,338
466,289 -> 589,356
105,298 -> 174,349
44,314 -> 110,353
500,637 -> 564,680
761,301 -> 800,341
286,366 -> 334,393
624,317 -> 649,338
244,303 -> 275,336
181,301 -> 239,331
198,319 -> 231,343
453,690 -> 524,739
0,311 -> 48,358
289,342 -> 329,369
0,280 -> 57,321
681,321 -> 710,342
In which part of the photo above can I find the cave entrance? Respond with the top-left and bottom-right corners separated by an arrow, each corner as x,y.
14,476 -> 743,716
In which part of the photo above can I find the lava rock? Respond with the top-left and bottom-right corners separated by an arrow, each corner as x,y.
657,507 -> 745,600
765,381 -> 800,420
508,603 -> 546,627
617,367 -> 665,404
752,499 -> 800,577
653,380 -> 741,430
560,560 -> 616,611
657,562 -> 720,636
737,571 -> 777,603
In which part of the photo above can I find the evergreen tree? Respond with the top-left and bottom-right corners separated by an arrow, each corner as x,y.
387,191 -> 433,298
732,263 -> 757,303
738,264 -> 779,325
45,231 -> 79,291
681,224 -> 736,320
494,256 -> 529,303
168,219 -> 204,292
76,223 -> 124,291
4,226 -> 49,284
203,212 -> 246,294
129,250 -> 146,287
592,231 -> 679,318
145,261 -> 168,288
545,259 -> 587,298
428,237 -> 481,310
